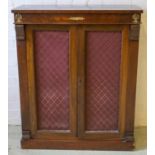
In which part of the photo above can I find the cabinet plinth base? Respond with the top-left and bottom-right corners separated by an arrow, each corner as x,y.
21,138 -> 134,150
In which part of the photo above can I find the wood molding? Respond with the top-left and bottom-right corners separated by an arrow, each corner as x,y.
121,136 -> 134,143
15,25 -> 25,40
129,25 -> 140,41
122,131 -> 134,143
16,27 -> 31,131
22,130 -> 31,140
21,138 -> 134,150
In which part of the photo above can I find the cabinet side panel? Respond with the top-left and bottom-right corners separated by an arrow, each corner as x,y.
86,31 -> 122,131
15,25 -> 31,132
34,31 -> 70,130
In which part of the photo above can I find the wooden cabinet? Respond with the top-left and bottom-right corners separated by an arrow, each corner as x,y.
12,5 -> 143,150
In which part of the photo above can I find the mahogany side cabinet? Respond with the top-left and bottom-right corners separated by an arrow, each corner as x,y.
12,5 -> 143,150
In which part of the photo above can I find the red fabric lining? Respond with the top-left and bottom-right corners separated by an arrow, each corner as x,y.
34,31 -> 70,130
86,31 -> 122,131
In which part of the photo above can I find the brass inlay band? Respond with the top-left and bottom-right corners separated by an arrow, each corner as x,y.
69,17 -> 85,21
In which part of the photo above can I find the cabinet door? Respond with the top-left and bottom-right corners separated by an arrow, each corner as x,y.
78,25 -> 129,139
26,25 -> 77,139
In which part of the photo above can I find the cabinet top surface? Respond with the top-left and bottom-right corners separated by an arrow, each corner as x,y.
12,5 -> 143,14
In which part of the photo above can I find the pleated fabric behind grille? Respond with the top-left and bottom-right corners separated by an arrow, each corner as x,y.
34,31 -> 70,130
86,31 -> 122,131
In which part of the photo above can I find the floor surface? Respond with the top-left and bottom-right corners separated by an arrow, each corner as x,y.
8,125 -> 146,155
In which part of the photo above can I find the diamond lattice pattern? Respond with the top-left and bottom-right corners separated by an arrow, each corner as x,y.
86,31 -> 122,131
34,31 -> 70,130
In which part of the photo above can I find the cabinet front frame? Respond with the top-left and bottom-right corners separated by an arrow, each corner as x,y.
24,24 -> 132,140
26,25 -> 78,139
77,25 -> 129,139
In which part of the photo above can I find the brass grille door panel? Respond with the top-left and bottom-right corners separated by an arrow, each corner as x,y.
26,25 -> 77,139
78,26 -> 129,139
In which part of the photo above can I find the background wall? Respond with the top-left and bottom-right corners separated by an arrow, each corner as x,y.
8,0 -> 147,127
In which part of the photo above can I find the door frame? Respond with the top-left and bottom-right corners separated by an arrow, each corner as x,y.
26,25 -> 78,139
77,25 -> 129,139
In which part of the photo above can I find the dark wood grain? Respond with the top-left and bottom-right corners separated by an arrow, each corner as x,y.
69,26 -> 78,137
12,5 -> 143,13
25,25 -> 78,139
77,25 -> 85,138
77,25 -> 130,140
13,13 -> 142,25
124,39 -> 140,142
13,5 -> 142,150
15,24 -> 31,139
12,5 -> 142,25
21,138 -> 134,150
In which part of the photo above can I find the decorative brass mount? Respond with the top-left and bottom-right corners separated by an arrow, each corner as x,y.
15,13 -> 22,24
132,13 -> 140,24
